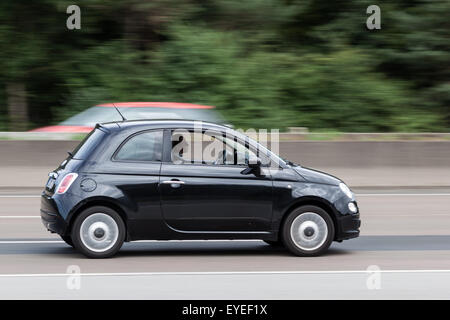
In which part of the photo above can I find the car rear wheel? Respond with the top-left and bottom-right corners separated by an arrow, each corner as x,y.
71,206 -> 125,258
282,205 -> 334,257
60,235 -> 74,247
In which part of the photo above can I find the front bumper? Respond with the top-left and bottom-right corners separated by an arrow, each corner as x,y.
334,199 -> 361,241
40,193 -> 68,235
336,213 -> 360,240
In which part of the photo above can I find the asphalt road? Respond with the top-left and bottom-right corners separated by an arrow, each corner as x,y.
0,189 -> 450,299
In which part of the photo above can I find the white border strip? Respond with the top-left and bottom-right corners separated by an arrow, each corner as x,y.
1,269 -> 450,278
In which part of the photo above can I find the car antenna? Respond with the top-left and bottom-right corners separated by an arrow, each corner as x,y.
113,103 -> 127,121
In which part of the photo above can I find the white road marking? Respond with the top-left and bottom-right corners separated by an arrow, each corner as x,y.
0,195 -> 40,198
364,213 -> 450,217
0,239 -> 262,244
0,269 -> 450,278
1,194 -> 450,198
3,211 -> 450,219
0,216 -> 40,218
0,240 -> 63,244
357,193 -> 450,196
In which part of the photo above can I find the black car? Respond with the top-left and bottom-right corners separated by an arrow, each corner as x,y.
41,120 -> 360,258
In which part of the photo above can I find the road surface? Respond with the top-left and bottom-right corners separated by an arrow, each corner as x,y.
0,188 -> 449,299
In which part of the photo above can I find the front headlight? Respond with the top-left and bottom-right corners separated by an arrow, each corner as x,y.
339,182 -> 353,199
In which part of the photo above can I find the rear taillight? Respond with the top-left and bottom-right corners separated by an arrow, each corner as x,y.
56,173 -> 78,194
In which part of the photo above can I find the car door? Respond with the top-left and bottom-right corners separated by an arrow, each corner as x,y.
97,129 -> 164,239
159,129 -> 273,232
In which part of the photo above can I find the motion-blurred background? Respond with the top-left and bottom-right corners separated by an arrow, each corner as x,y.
1,2 -> 450,292
0,0 -> 449,189
0,0 -> 448,132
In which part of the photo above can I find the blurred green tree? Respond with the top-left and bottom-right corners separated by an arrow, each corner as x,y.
0,0 -> 448,132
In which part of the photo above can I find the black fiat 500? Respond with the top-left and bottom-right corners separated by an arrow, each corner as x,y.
41,120 -> 360,258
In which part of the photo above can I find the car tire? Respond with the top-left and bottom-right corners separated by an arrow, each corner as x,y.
71,206 -> 125,259
282,205 -> 334,257
60,235 -> 74,247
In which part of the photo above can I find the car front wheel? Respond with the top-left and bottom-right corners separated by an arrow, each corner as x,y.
60,235 -> 74,247
282,205 -> 334,257
71,206 -> 125,259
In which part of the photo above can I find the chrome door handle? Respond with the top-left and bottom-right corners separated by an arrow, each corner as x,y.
161,180 -> 185,185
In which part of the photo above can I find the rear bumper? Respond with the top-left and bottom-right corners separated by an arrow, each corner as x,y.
40,194 -> 68,235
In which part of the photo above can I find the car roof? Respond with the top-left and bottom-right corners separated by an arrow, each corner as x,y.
99,119 -> 229,132
96,102 -> 215,109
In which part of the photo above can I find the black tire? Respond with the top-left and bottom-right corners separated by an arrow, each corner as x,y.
263,240 -> 283,247
71,206 -> 125,259
60,235 -> 74,247
282,205 -> 334,257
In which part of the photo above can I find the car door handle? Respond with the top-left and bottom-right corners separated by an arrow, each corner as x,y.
161,180 -> 185,184
161,180 -> 185,188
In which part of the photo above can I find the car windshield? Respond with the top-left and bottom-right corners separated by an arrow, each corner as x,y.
225,130 -> 287,167
61,106 -> 225,127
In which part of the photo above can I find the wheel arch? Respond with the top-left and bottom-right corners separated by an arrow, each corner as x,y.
277,196 -> 339,241
66,196 -> 129,239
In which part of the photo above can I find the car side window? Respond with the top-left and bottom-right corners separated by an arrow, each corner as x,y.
170,130 -> 269,166
115,130 -> 163,162
171,131 -> 222,165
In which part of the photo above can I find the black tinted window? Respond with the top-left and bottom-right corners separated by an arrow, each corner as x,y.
72,128 -> 106,160
115,131 -> 163,162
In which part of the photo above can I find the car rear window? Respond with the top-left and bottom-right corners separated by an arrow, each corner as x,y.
115,130 -> 163,162
71,128 -> 106,160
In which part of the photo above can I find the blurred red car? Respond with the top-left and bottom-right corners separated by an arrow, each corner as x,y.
31,102 -> 226,133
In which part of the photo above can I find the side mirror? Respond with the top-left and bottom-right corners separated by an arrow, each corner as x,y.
241,155 -> 264,176
248,157 -> 261,169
